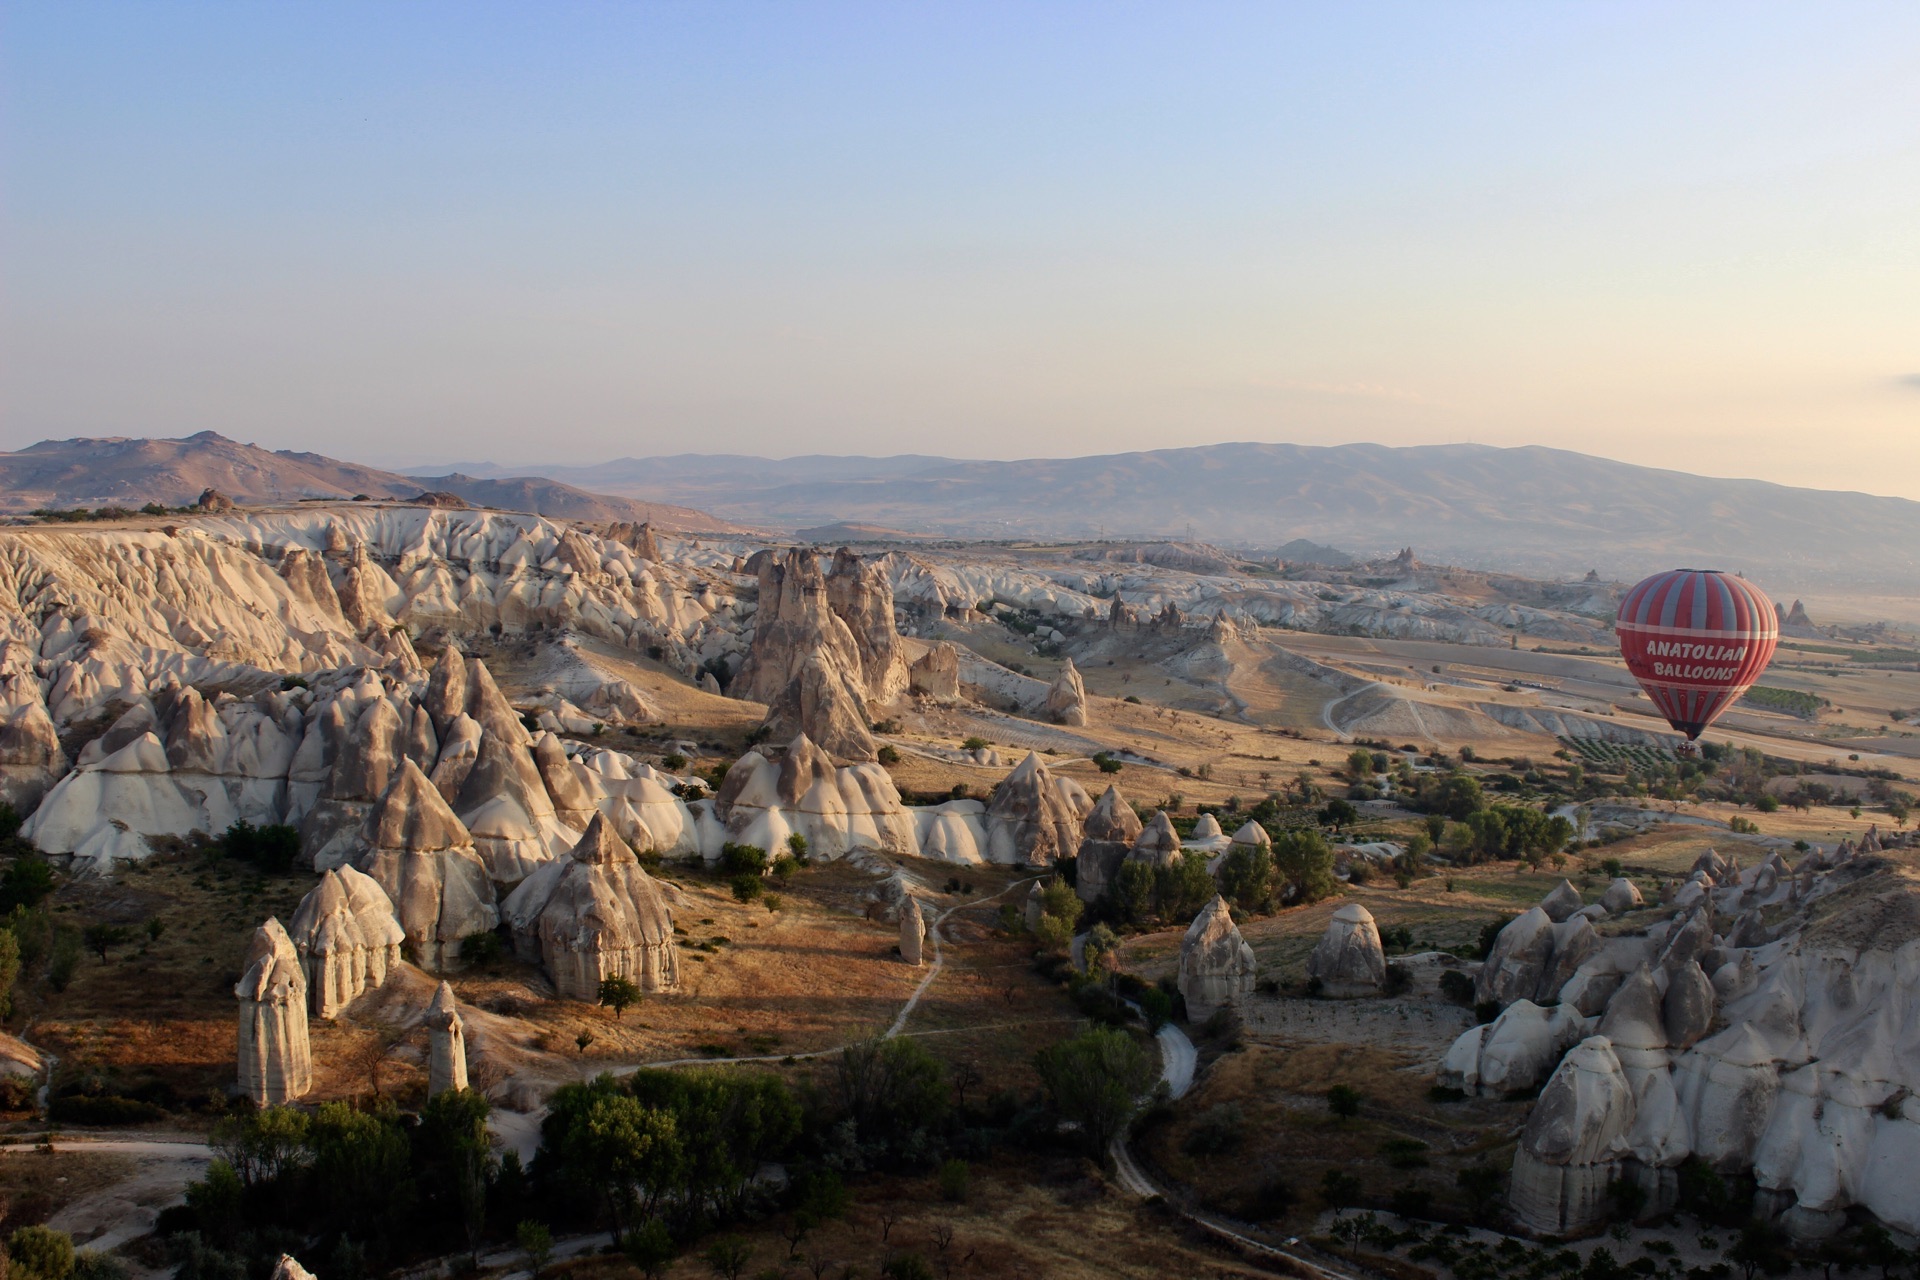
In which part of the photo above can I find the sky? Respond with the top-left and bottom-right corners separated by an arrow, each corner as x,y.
3,2 -> 1918,494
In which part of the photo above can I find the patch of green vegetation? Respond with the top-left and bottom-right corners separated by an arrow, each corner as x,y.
1740,686 -> 1825,718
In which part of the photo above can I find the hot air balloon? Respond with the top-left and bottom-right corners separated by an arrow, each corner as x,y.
1616,569 -> 1778,751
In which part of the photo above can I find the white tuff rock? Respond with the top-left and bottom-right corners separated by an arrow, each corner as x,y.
1178,896 -> 1256,1022
236,918 -> 312,1106
1307,902 -> 1387,997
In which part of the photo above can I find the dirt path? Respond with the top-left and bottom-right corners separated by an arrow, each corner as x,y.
0,1139 -> 215,1255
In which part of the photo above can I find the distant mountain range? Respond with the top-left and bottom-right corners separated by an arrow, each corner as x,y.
0,433 -> 740,531
8,434 -> 1914,591
433,442 -> 1920,590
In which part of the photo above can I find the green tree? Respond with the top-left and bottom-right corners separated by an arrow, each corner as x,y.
0,858 -> 55,912
306,1101 -> 418,1245
1155,851 -> 1216,922
1729,1221 -> 1791,1280
1217,841 -> 1273,912
704,1235 -> 751,1280
1327,1084 -> 1363,1121
626,1068 -> 801,1222
516,1222 -> 553,1278
82,923 -> 134,961
1033,1026 -> 1154,1160
1109,859 -> 1156,925
598,975 -> 642,1020
1456,1164 -> 1505,1223
417,1088 -> 494,1257
548,1079 -> 681,1236
1347,748 -> 1376,778
1319,799 -> 1360,832
834,1036 -> 951,1158
1273,829 -> 1336,904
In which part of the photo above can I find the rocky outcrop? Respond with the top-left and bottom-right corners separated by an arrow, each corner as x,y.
196,488 -> 235,512
1126,810 -> 1183,870
1601,877 -> 1644,914
286,865 -> 406,1018
500,812 -> 678,998
1074,784 -> 1143,903
1509,1037 -> 1636,1236
236,918 -> 312,1106
908,642 -> 960,700
1307,903 -> 1387,996
1540,880 -> 1584,922
426,980 -> 469,1096
1440,999 -> 1587,1097
762,651 -> 877,763
1478,903 -> 1601,1008
737,549 -> 880,761
1178,896 -> 1256,1022
710,734 -> 916,860
1043,658 -> 1089,726
901,896 -> 926,966
1185,812 -> 1230,854
982,752 -> 1091,866
826,548 -> 910,704
357,760 -> 499,970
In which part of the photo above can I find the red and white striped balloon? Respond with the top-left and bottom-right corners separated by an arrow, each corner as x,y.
1615,569 -> 1779,742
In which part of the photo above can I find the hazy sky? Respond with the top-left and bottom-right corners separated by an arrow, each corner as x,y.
4,3 -> 1917,493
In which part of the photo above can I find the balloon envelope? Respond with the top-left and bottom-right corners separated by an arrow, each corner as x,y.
1616,570 -> 1779,740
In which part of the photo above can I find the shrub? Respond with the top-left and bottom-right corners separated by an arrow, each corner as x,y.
0,804 -> 18,840
1182,1103 -> 1246,1156
937,1157 -> 971,1202
1475,916 -> 1514,960
1438,969 -> 1475,1006
0,858 -> 55,912
883,1256 -> 935,1280
460,930 -> 503,966
1093,752 -> 1123,774
729,875 -> 763,903
876,745 -> 900,765
50,1093 -> 167,1126
1326,1084 -> 1363,1121
222,821 -> 300,874
8,1226 -> 75,1280
1389,1186 -> 1432,1220
661,753 -> 688,771
70,1254 -> 128,1280
720,843 -> 768,876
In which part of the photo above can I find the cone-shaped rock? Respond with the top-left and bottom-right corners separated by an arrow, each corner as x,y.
499,811 -> 678,998
983,752 -> 1091,866
236,917 -> 312,1106
426,980 -> 469,1096
287,865 -> 406,1018
1179,896 -> 1256,1022
1307,902 -> 1388,997
357,759 -> 498,970
1044,658 -> 1089,726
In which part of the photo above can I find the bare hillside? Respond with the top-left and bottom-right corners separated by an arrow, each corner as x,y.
0,432 -> 741,531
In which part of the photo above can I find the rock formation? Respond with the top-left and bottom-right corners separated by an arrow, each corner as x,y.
1509,1037 -> 1636,1236
269,1257 -> 317,1280
286,865 -> 406,1018
1307,903 -> 1388,996
981,752 -> 1092,866
825,548 -> 910,704
425,980 -> 469,1096
1185,812 -> 1230,854
711,734 -> 916,860
1178,896 -> 1256,1022
1440,999 -> 1587,1096
908,642 -> 960,700
357,760 -> 499,970
901,896 -> 926,965
235,918 -> 312,1106
500,812 -> 678,998
1043,658 -> 1089,726
737,549 -> 882,761
1540,879 -> 1584,922
1126,810 -> 1184,870
1074,784 -> 1144,903
1601,876 -> 1644,914
1478,901 -> 1600,1008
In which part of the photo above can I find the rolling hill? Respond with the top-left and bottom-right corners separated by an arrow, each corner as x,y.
0,433 -> 742,532
466,442 -> 1920,590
